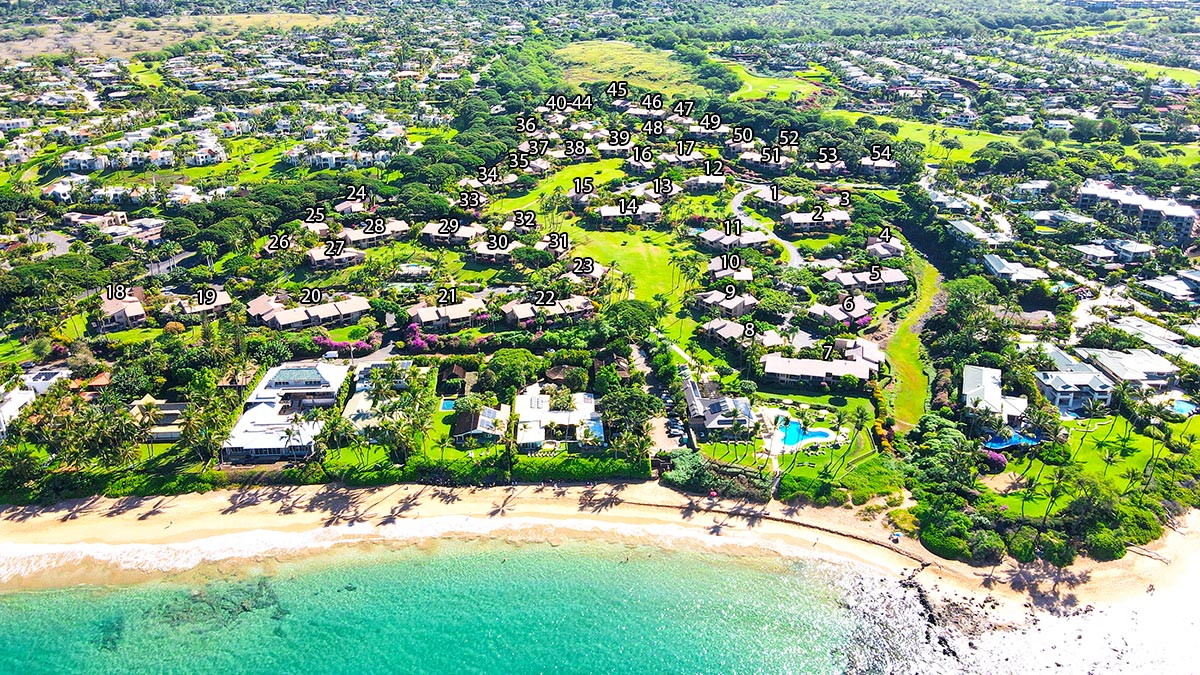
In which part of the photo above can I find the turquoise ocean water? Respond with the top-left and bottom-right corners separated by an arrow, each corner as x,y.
0,539 -> 941,674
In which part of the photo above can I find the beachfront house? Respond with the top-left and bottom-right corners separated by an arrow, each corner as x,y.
961,365 -> 1027,425
451,405 -> 511,446
679,365 -> 753,438
221,362 -> 351,464
1031,347 -> 1115,410
0,386 -> 35,439
512,384 -> 605,451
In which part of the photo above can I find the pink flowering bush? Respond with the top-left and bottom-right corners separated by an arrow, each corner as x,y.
979,450 -> 1008,474
314,331 -> 382,356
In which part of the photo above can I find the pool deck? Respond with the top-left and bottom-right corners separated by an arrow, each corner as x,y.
758,407 -> 844,457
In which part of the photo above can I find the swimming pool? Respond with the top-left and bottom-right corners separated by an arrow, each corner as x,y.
982,430 -> 1040,450
1173,399 -> 1198,416
780,421 -> 833,446
439,399 -> 456,412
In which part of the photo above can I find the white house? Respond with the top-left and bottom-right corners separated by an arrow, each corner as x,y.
961,365 -> 1027,424
222,362 -> 351,463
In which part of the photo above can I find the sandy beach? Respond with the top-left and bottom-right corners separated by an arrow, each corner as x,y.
1,481 -> 1198,671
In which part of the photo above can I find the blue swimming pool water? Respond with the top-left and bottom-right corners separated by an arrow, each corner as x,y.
439,399 -> 456,412
781,422 -> 832,445
1173,399 -> 1198,416
982,430 -> 1041,450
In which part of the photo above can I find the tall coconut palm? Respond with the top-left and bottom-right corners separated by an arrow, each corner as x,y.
320,409 -> 357,462
1100,447 -> 1121,477
1019,476 -> 1041,519
1040,468 -> 1069,528
1119,465 -> 1144,495
140,400 -> 162,460
198,241 -> 219,272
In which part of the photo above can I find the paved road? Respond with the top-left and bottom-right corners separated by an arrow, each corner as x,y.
631,345 -> 677,452
31,231 -> 70,257
1069,284 -> 1158,344
148,251 -> 194,276
729,184 -> 802,267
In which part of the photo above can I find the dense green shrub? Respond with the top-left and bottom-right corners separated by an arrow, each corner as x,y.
511,456 -> 649,482
919,526 -> 971,561
660,449 -> 771,502
280,463 -> 330,485
1006,526 -> 1039,563
968,530 -> 1005,564
1040,532 -> 1077,567
777,474 -> 835,504
1085,529 -> 1127,561
1117,504 -> 1163,545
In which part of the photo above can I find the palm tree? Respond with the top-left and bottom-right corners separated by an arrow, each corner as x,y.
1040,468 -> 1069,528
823,409 -> 841,469
198,241 -> 219,272
1100,447 -> 1120,477
1081,397 -> 1108,421
281,412 -> 309,461
1119,465 -> 1143,495
320,409 -> 357,462
139,400 -> 162,460
1019,476 -> 1041,519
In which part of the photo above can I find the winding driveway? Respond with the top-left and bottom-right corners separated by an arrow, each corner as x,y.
729,184 -> 803,267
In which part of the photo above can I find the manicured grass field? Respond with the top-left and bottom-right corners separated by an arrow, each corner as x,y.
486,160 -> 689,303
1101,57 -> 1200,85
490,159 -> 625,213
564,225 -> 685,302
887,256 -> 940,430
828,111 -> 1012,162
555,41 -> 710,100
786,232 -> 844,251
724,62 -> 821,101
0,338 -> 32,365
106,326 -> 202,345
665,193 -> 727,221
988,416 -> 1172,518
128,61 -> 164,87
830,109 -> 1200,166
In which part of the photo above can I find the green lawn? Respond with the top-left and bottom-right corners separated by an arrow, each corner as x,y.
888,256 -> 939,430
723,62 -> 821,101
1036,17 -> 1163,46
556,41 -> 710,99
0,338 -> 33,364
786,232 -> 844,251
566,225 -> 684,302
989,416 -> 1169,519
828,111 -> 1012,162
128,61 -> 164,87
105,326 -> 201,345
665,193 -> 728,221
490,159 -> 625,213
830,109 -> 1200,166
1101,57 -> 1200,85
408,126 -> 457,143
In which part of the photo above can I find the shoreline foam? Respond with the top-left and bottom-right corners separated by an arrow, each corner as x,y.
0,482 -> 1194,618
2,481 -> 1198,672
